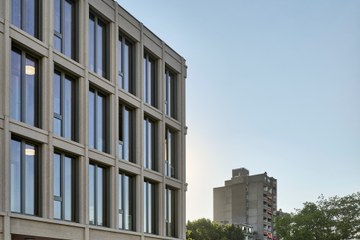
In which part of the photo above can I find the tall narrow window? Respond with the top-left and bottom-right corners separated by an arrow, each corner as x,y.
143,53 -> 156,107
118,172 -> 134,230
164,68 -> 177,119
119,104 -> 134,162
144,180 -> 157,234
89,12 -> 108,79
53,152 -> 76,221
89,88 -> 107,153
12,0 -> 40,39
11,138 -> 39,215
165,128 -> 176,178
165,186 -> 176,237
54,0 -> 76,60
53,70 -> 76,141
118,33 -> 134,94
143,117 -> 156,171
11,47 -> 40,127
89,163 -> 107,226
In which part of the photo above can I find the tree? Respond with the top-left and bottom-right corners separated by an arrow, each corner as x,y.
275,192 -> 360,240
186,218 -> 245,240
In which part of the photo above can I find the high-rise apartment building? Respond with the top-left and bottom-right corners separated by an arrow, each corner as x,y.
214,168 -> 277,240
0,0 -> 187,240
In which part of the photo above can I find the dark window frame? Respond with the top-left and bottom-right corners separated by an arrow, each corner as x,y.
10,137 -> 41,216
89,11 -> 109,79
143,116 -> 157,171
118,32 -> 135,94
164,68 -> 177,119
11,0 -> 41,39
53,69 -> 77,141
53,151 -> 78,222
53,0 -> 77,60
143,52 -> 157,107
89,162 -> 108,227
118,171 -> 135,231
119,103 -> 135,162
11,46 -> 41,128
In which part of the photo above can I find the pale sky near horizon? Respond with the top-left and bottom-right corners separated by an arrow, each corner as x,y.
118,0 -> 360,221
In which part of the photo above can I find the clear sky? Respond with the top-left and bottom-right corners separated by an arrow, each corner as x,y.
118,0 -> 360,220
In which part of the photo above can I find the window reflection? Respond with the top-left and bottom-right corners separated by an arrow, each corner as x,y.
89,88 -> 107,152
144,180 -> 156,234
143,53 -> 156,107
118,34 -> 134,93
144,117 -> 156,170
119,105 -> 133,162
119,173 -> 134,230
11,0 -> 40,39
89,163 -> 106,226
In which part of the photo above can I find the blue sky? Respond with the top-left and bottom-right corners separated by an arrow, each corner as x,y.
118,0 -> 360,220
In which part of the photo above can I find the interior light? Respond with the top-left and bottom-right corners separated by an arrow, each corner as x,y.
25,65 -> 36,75
25,148 -> 35,156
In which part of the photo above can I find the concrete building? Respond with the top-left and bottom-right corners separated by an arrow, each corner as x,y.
0,0 -> 187,240
214,168 -> 277,240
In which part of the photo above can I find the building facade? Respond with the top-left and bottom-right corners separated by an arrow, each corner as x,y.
0,0 -> 187,240
214,168 -> 277,240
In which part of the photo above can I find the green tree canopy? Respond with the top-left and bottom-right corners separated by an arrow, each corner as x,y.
275,192 -> 360,240
186,218 -> 245,240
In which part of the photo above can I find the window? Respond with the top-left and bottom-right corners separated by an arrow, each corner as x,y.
54,0 -> 76,60
165,128 -> 176,178
143,117 -> 156,171
118,172 -> 134,230
53,70 -> 77,141
143,53 -> 156,107
119,104 -> 134,162
164,68 -> 177,119
11,138 -> 39,215
11,0 -> 40,39
118,33 -> 134,94
89,163 -> 107,226
89,12 -> 108,79
165,186 -> 176,237
53,152 -> 76,221
89,88 -> 108,153
144,180 -> 157,234
11,47 -> 40,127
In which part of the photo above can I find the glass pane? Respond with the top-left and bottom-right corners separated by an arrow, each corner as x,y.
88,90 -> 95,149
88,15 -> 95,72
11,50 -> 21,121
143,57 -> 147,102
123,42 -> 130,91
118,38 -> 123,88
64,156 -> 72,221
148,183 -> 153,233
64,77 -> 73,139
54,118 -> 61,136
53,153 -> 61,197
89,164 -> 95,224
25,0 -> 37,37
54,200 -> 61,219
123,109 -> 129,161
11,139 -> 21,212
96,94 -> 105,152
54,0 -> 61,33
53,72 -> 61,115
12,0 -> 21,28
54,36 -> 62,52
124,175 -> 130,230
147,59 -> 152,104
118,174 -> 123,229
143,119 -> 147,168
96,20 -> 105,77
143,182 -> 147,232
97,167 -> 104,226
148,120 -> 153,170
24,144 -> 36,215
64,0 -> 73,58
25,57 -> 37,126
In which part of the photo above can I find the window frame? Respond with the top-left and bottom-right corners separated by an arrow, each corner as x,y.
165,127 -> 176,178
53,151 -> 77,222
143,116 -> 157,171
11,0 -> 41,39
53,69 -> 77,141
165,186 -> 176,237
118,172 -> 135,231
89,162 -> 108,226
88,11 -> 109,79
143,52 -> 157,107
164,68 -> 177,119
88,87 -> 108,153
10,137 -> 40,216
53,0 -> 77,60
143,180 -> 157,234
119,103 -> 134,162
11,46 -> 41,128
118,32 -> 135,94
